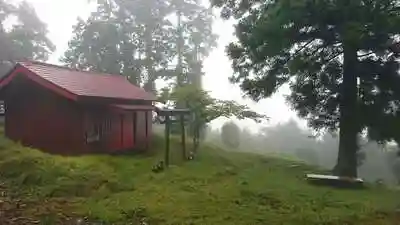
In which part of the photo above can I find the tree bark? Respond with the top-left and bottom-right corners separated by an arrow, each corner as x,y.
176,9 -> 184,87
334,44 -> 359,177
143,80 -> 155,93
143,24 -> 156,94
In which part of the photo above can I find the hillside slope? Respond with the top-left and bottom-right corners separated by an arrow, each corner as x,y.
0,132 -> 398,224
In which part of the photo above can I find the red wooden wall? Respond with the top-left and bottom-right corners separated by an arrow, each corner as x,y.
123,113 -> 134,149
136,111 -> 152,150
3,74 -> 84,154
1,74 -> 153,155
82,109 -> 152,153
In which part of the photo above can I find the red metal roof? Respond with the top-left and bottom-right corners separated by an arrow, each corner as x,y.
15,61 -> 156,101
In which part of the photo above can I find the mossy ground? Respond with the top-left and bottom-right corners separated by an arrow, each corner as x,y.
0,130 -> 398,224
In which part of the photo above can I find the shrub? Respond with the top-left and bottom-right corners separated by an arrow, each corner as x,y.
221,121 -> 241,149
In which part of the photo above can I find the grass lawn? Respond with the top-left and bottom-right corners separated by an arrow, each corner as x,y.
0,132 -> 398,224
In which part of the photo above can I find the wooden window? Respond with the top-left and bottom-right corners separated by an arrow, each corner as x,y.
86,123 -> 100,143
0,101 -> 5,115
86,115 -> 112,143
107,118 -> 112,131
145,111 -> 148,137
103,117 -> 111,134
133,112 -> 137,141
120,114 -> 124,145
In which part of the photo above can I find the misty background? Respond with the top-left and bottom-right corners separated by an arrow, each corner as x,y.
4,0 -> 399,185
201,119 -> 400,185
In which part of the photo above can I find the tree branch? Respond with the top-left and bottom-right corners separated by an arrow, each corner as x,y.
358,52 -> 375,58
293,39 -> 316,58
324,51 -> 344,64
278,39 -> 316,67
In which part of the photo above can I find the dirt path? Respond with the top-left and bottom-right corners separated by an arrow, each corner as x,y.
0,183 -> 101,225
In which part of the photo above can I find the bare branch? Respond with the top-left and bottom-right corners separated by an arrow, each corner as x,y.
358,52 -> 375,58
324,51 -> 344,64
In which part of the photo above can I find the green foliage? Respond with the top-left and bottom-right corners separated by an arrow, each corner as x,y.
158,85 -> 266,141
212,0 -> 400,177
0,0 -> 55,74
0,133 -> 398,224
212,0 -> 400,133
166,85 -> 268,124
221,121 -> 241,149
62,0 -> 171,87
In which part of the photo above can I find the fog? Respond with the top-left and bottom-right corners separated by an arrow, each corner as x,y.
204,119 -> 400,185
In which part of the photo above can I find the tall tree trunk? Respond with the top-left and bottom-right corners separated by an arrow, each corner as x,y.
144,24 -> 156,94
191,44 -> 202,89
334,44 -> 359,177
176,9 -> 184,87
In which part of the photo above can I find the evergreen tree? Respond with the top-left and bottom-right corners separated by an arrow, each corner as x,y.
62,0 -> 172,90
170,0 -> 217,88
212,0 -> 400,177
64,0 -> 217,92
0,0 -> 54,75
221,121 -> 241,149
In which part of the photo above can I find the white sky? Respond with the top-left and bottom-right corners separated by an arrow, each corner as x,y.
11,0 -> 307,131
